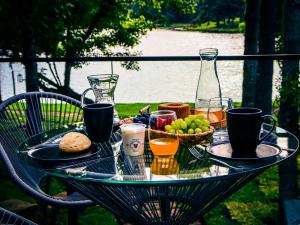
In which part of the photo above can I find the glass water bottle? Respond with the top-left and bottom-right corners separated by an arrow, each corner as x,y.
194,48 -> 222,113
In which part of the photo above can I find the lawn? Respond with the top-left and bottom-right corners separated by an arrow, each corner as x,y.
0,103 -> 298,225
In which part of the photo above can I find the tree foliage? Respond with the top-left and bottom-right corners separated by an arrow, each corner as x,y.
0,0 -> 196,97
193,0 -> 245,26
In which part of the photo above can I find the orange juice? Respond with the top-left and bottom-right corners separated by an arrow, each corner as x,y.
149,138 -> 179,156
194,107 -> 225,123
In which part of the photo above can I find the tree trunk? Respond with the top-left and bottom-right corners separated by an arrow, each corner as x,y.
241,0 -> 261,107
278,0 -> 300,223
63,45 -> 75,90
255,0 -> 277,114
0,64 -> 2,103
22,29 -> 39,92
216,17 -> 220,27
64,60 -> 73,89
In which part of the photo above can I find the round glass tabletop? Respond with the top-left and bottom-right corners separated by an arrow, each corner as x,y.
19,125 -> 299,185
18,125 -> 299,225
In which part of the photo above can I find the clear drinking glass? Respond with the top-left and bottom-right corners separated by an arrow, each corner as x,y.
208,97 -> 234,142
148,110 -> 179,159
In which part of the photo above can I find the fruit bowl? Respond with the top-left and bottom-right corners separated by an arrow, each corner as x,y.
119,106 -> 215,146
149,126 -> 214,146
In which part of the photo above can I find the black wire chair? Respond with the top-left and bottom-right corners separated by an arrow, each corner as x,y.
0,92 -> 95,225
0,206 -> 38,225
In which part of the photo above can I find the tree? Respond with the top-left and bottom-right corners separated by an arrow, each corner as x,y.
201,0 -> 244,27
0,0 -> 71,92
255,0 -> 277,114
278,0 -> 300,216
241,0 -> 260,107
0,0 -> 196,98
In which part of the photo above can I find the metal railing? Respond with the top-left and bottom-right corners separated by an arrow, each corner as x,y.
0,54 -> 300,62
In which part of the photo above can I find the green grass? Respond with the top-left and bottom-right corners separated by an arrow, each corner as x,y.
116,103 -> 159,118
0,102 -> 297,225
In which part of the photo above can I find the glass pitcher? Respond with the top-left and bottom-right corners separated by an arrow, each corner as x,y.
81,74 -> 120,124
194,48 -> 222,114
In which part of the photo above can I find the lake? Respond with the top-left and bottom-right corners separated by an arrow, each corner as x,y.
0,29 -> 280,103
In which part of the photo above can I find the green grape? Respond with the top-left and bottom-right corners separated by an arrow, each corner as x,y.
177,129 -> 184,134
184,118 -> 191,126
169,129 -> 176,134
165,125 -> 172,131
195,128 -> 202,134
188,128 -> 194,134
175,119 -> 181,126
202,119 -> 210,126
180,121 -> 187,129
177,118 -> 184,123
174,120 -> 182,129
195,119 -> 202,126
188,115 -> 197,120
171,121 -> 177,129
196,114 -> 205,120
190,122 -> 197,129
202,127 -> 209,132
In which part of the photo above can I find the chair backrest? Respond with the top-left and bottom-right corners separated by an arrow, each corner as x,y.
0,206 -> 38,225
0,92 -> 83,150
0,92 -> 92,207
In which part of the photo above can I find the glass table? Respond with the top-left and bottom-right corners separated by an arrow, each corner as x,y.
19,125 -> 299,225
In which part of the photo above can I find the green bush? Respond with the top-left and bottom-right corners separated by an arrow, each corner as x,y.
238,22 -> 245,33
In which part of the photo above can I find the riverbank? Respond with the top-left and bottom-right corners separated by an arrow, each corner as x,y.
2,30 -> 281,103
164,19 -> 244,33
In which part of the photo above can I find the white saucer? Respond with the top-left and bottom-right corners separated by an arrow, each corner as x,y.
206,142 -> 281,161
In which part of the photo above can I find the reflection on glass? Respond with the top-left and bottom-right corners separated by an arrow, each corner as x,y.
122,155 -> 147,180
277,137 -> 289,158
179,159 -> 229,179
150,158 -> 179,175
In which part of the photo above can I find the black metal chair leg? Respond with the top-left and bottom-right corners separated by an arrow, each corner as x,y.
50,207 -> 60,225
41,177 -> 51,225
115,216 -> 125,225
41,203 -> 48,225
68,209 -> 79,225
199,216 -> 207,225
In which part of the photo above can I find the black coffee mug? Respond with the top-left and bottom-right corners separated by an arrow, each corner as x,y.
226,107 -> 276,158
83,103 -> 114,143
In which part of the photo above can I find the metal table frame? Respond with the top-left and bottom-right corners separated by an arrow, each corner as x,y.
19,125 -> 299,225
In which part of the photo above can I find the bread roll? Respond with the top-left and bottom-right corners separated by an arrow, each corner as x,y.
59,132 -> 91,153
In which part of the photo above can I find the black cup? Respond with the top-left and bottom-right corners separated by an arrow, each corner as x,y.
83,103 -> 114,143
226,107 -> 276,158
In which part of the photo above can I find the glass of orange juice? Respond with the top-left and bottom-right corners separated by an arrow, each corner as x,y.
148,110 -> 179,158
207,97 -> 234,128
208,97 -> 234,143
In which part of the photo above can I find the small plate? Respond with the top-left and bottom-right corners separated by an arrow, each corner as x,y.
27,129 -> 122,165
28,143 -> 98,163
206,141 -> 281,161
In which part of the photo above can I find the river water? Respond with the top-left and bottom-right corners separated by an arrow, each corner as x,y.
0,30 -> 280,103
